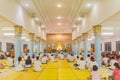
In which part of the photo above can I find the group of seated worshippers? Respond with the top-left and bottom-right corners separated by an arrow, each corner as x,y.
15,52 -> 57,71
15,55 -> 41,72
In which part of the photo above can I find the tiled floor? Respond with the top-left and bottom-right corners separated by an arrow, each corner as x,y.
0,59 -> 90,80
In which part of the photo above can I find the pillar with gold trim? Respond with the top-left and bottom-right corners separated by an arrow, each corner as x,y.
82,33 -> 88,59
14,25 -> 22,61
93,25 -> 101,67
75,39 -> 78,53
40,39 -> 43,52
77,37 -> 81,54
36,37 -> 40,54
29,33 -> 34,56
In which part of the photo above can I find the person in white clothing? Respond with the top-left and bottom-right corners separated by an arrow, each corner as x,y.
89,57 -> 99,71
50,54 -> 55,62
68,54 -> 74,62
77,57 -> 86,69
34,57 -> 41,71
41,55 -> 48,64
31,54 -> 36,64
102,55 -> 109,66
109,57 -> 117,70
60,53 -> 64,60
7,55 -> 14,67
16,57 -> 25,71
85,54 -> 91,68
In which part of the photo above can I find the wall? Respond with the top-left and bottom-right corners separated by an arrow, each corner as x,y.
46,34 -> 72,45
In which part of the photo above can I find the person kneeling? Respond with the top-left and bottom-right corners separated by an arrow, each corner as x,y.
34,57 -> 42,71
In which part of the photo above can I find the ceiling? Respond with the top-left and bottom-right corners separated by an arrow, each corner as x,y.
18,0 -> 96,34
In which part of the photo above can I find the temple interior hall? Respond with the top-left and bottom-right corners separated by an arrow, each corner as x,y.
0,0 -> 120,80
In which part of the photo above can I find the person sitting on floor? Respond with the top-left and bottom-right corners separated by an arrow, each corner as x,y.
68,54 -> 74,62
50,54 -> 55,62
77,57 -> 86,69
91,65 -> 100,80
41,55 -> 48,64
0,59 -> 4,69
112,63 -> 120,80
59,53 -> 64,60
73,56 -> 80,68
25,56 -> 32,68
109,57 -> 117,70
7,55 -> 14,67
85,54 -> 91,69
34,57 -> 42,71
31,54 -> 36,64
89,57 -> 99,71
15,56 -> 25,71
102,54 -> 109,67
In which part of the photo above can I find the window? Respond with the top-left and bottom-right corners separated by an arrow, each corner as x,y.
6,43 -> 14,52
116,41 -> 120,51
105,42 -> 111,51
0,42 -> 2,51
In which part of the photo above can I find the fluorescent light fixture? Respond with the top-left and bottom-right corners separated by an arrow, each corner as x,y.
57,16 -> 62,19
1,28 -> 14,31
21,37 -> 26,39
57,4 -> 62,8
88,39 -> 93,41
77,17 -> 82,21
86,3 -> 92,7
4,33 -> 14,36
102,27 -> 113,30
57,23 -> 62,26
102,32 -> 114,35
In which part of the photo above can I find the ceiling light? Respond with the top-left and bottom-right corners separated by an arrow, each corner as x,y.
57,4 -> 62,8
86,3 -> 92,7
21,36 -> 26,39
88,39 -> 93,41
4,33 -> 14,36
57,23 -> 62,26
57,16 -> 62,19
1,28 -> 14,31
77,17 -> 82,21
102,27 -> 113,30
102,32 -> 114,35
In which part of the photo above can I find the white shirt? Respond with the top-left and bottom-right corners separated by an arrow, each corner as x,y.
103,57 -> 109,64
78,60 -> 86,69
34,60 -> 41,71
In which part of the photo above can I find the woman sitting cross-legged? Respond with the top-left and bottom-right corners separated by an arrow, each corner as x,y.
34,57 -> 42,71
7,55 -> 14,67
25,56 -> 32,68
15,56 -> 25,71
